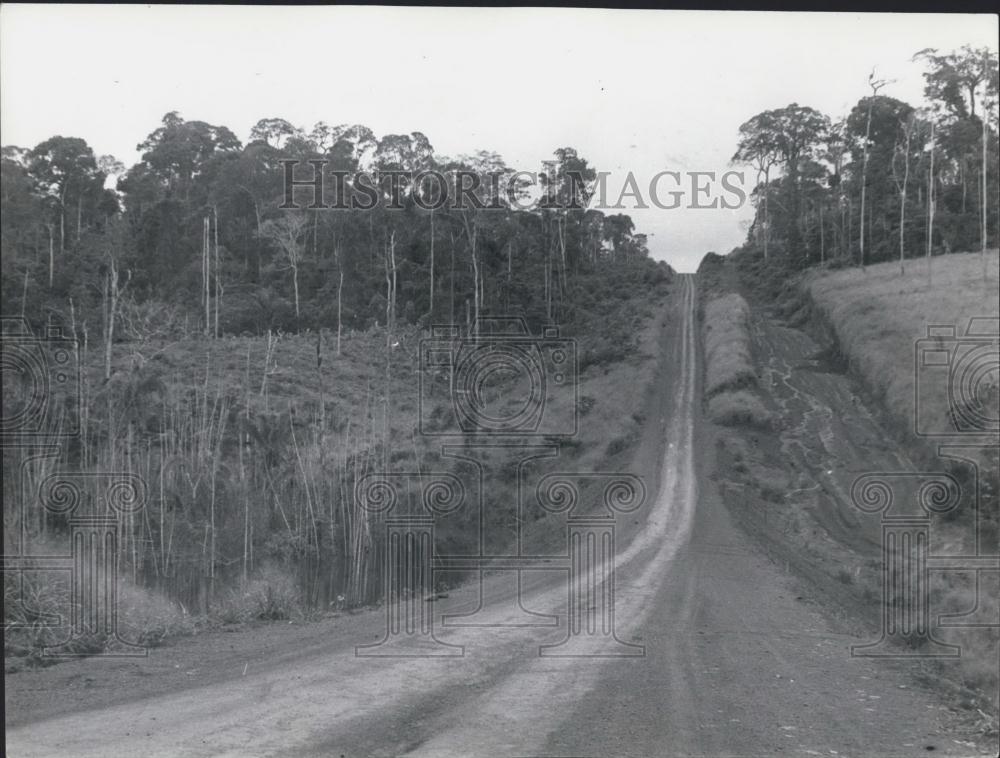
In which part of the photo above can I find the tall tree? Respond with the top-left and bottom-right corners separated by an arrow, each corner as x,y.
733,111 -> 780,260
28,136 -> 105,257
857,72 -> 893,268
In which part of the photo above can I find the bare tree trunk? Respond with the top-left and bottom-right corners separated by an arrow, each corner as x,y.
507,240 -> 513,313
556,216 -> 567,293
893,120 -> 912,276
428,209 -> 435,323
461,215 -> 480,333
104,258 -> 120,381
292,262 -> 300,327
203,216 -> 210,337
762,167 -> 770,261
48,225 -> 54,288
471,245 -> 480,334
20,268 -> 29,319
544,252 -> 551,322
385,231 -> 397,347
859,77 -> 888,269
819,200 -> 825,263
927,121 -> 936,287
983,100 -> 989,281
899,187 -> 907,277
336,252 -> 344,357
860,120 -> 870,268
449,231 -> 456,324
213,206 -> 221,338
383,231 -> 396,472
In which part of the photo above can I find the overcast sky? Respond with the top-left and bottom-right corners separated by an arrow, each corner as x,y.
1,6 -> 996,272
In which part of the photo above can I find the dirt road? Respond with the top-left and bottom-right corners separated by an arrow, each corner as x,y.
5,276 -> 988,757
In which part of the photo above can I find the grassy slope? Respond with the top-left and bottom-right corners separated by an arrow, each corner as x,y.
805,251 -> 999,451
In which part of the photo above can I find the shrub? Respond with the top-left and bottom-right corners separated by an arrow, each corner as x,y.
707,390 -> 774,429
118,579 -> 198,646
703,293 -> 758,398
4,553 -> 194,663
215,564 -> 302,623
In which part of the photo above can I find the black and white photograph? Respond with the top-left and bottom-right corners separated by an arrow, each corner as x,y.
1,4 -> 998,756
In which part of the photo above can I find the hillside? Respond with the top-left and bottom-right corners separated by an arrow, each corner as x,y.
700,249 -> 999,729
4,258 -> 672,664
805,251 -> 999,457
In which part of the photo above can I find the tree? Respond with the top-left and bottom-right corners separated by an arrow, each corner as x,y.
137,112 -> 241,199
915,46 -> 999,121
820,121 -> 849,260
927,119 -> 937,283
603,214 -> 635,261
858,72 -> 893,268
540,147 -> 597,316
892,112 -> 923,275
259,212 -> 310,328
28,136 -> 105,258
916,46 -> 999,270
845,93 -> 915,266
87,218 -> 134,380
733,111 -> 780,259
734,105 -> 829,262
249,118 -> 301,149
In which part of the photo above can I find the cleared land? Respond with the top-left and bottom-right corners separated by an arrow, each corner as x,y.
805,251 -> 999,451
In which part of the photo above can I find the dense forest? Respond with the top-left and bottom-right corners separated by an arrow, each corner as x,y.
2,115 -> 653,340
729,46 -> 998,270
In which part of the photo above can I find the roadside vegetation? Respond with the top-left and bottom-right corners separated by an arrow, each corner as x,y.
806,250 -> 999,453
2,105 -> 673,671
701,44 -> 998,731
698,253 -> 773,430
706,248 -> 998,729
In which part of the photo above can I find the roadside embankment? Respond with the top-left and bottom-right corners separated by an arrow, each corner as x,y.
803,251 -> 999,462
699,249 -> 998,740
698,253 -> 773,430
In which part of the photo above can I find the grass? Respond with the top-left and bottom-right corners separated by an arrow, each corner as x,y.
806,250 -> 999,448
700,286 -> 772,430
702,293 -> 757,398
4,540 -> 198,668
